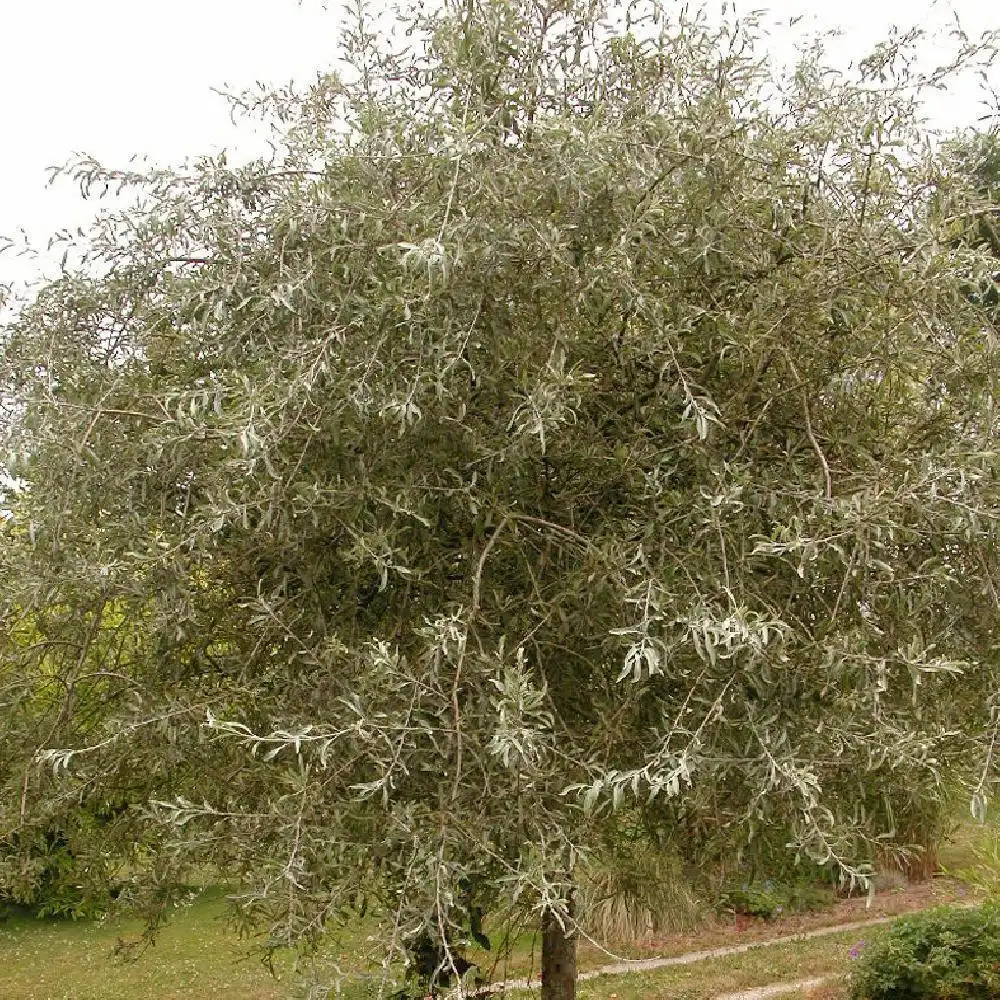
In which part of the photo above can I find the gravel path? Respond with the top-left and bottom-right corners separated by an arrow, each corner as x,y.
581,913 -> 894,977
714,976 -> 831,999
498,912 -> 894,990
480,900 -> 978,998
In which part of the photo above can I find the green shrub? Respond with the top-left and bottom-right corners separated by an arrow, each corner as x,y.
717,876 -> 834,920
717,881 -> 781,919
850,903 -> 1000,999
0,804 -> 128,920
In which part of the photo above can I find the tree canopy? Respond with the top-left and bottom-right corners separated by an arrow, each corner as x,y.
2,1 -> 1000,996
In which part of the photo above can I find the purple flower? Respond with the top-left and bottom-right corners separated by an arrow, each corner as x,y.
849,941 -> 867,961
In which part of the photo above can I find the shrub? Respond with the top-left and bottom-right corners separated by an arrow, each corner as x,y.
718,880 -> 785,919
850,904 -> 1000,999
717,876 -> 833,920
0,802 -> 129,920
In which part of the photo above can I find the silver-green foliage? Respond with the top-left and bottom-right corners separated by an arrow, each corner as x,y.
2,0 -> 1000,979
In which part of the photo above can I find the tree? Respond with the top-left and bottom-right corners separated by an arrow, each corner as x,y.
2,2 -> 1000,997
939,127 -> 1000,322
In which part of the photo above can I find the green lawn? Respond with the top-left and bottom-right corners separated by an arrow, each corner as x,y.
0,888 -> 290,1000
572,926 -> 873,1000
0,888 -> 880,1000
4,812 -> 999,1000
0,901 -> 873,1000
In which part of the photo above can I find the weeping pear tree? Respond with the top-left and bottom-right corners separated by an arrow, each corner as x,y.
3,1 -> 1000,996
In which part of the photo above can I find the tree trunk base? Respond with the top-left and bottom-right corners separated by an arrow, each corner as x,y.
541,892 -> 577,1000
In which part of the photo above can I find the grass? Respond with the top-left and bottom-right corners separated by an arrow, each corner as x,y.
0,887 -> 291,1000
4,812 -> 1000,999
569,924 -> 879,1000
0,894 -> 878,1000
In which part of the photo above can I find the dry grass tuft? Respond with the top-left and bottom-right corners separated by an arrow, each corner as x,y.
577,844 -> 703,944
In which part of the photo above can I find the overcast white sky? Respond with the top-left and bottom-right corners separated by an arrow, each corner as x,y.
1,0 -> 996,290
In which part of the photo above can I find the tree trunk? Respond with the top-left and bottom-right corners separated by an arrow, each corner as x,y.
541,891 -> 577,1000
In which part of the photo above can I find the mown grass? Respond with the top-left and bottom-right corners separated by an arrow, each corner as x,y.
0,887 -> 292,1000
571,924 -> 877,1000
0,895 -> 878,1000
4,812 -> 999,1000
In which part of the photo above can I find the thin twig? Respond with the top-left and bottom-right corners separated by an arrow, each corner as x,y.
801,387 -> 833,501
451,520 -> 508,801
438,89 -> 473,244
786,356 -> 833,501
19,770 -> 29,825
831,542 -> 859,621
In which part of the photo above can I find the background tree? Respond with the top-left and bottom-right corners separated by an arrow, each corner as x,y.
2,2 -> 1000,998
940,127 -> 1000,327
